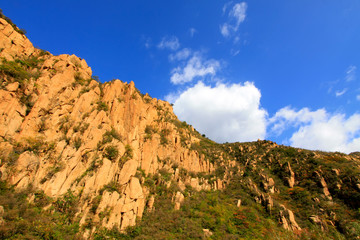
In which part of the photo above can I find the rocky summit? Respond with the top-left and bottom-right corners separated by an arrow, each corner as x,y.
0,14 -> 360,240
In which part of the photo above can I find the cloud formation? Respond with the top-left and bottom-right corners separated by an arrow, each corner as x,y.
270,107 -> 360,153
170,53 -> 220,84
326,65 -> 357,99
345,65 -> 356,82
335,88 -> 347,97
269,107 -> 325,135
220,2 -> 247,38
169,48 -> 192,62
157,36 -> 180,51
189,28 -> 197,37
171,81 -> 267,143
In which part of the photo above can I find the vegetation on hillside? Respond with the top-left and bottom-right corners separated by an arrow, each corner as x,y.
0,181 -> 82,239
92,141 -> 360,239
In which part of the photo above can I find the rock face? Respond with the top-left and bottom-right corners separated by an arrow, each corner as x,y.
173,191 -> 185,210
0,17 -> 224,234
285,162 -> 295,188
279,204 -> 301,231
315,171 -> 332,200
0,18 -> 36,60
0,205 -> 4,225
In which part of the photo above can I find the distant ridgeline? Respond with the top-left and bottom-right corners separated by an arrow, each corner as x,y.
0,13 -> 359,239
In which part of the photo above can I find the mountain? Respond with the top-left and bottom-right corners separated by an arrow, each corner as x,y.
0,14 -> 359,239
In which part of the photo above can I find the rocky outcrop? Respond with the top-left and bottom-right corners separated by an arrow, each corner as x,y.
315,171 -> 332,200
279,204 -> 301,231
85,176 -> 145,231
285,162 -> 295,188
0,205 -> 4,225
173,191 -> 185,210
0,17 -> 224,234
0,18 -> 36,60
203,229 -> 213,238
260,172 -> 275,193
309,215 -> 326,231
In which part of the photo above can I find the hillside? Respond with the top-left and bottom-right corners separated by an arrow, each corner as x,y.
0,14 -> 359,239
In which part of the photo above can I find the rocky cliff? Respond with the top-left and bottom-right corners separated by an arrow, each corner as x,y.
0,16 -> 226,236
0,15 -> 360,240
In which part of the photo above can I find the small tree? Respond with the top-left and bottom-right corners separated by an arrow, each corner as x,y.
104,145 -> 119,161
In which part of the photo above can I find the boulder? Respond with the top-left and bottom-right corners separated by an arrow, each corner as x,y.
118,160 -> 138,185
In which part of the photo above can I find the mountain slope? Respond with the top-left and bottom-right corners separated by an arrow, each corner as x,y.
0,15 -> 359,239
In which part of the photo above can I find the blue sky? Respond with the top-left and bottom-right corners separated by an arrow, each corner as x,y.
2,1 -> 360,153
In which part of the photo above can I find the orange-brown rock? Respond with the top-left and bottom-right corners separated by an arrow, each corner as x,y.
0,17 -> 223,234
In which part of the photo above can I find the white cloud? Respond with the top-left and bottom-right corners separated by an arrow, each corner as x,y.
270,107 -> 360,153
170,53 -> 220,84
326,65 -> 357,98
157,36 -> 180,51
220,2 -> 247,37
335,88 -> 347,97
220,24 -> 230,37
169,48 -> 192,62
357,95 -> 360,101
171,81 -> 267,143
222,1 -> 233,14
189,28 -> 197,37
345,65 -> 356,82
232,2 -> 247,26
269,107 -> 326,135
230,49 -> 240,56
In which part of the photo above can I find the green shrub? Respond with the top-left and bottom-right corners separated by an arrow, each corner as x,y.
75,157 -> 102,183
23,137 -> 46,155
120,144 -> 133,163
41,162 -> 64,184
159,168 -> 172,182
59,115 -> 71,134
144,125 -> 157,140
80,123 -> 90,134
160,129 -> 170,145
0,179 -> 81,239
0,59 -> 30,82
82,112 -> 90,120
104,145 -> 119,161
33,190 -> 51,208
97,101 -> 109,112
215,165 -> 226,179
19,94 -> 33,115
144,96 -> 151,103
3,150 -> 20,166
92,75 -> 100,82
102,128 -> 122,144
131,93 -> 138,100
73,123 -> 81,132
53,190 -> 78,220
99,181 -> 121,194
0,57 -> 44,84
73,137 -> 82,150
90,195 -> 102,214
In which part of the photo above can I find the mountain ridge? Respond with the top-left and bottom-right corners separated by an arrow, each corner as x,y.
0,14 -> 359,239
